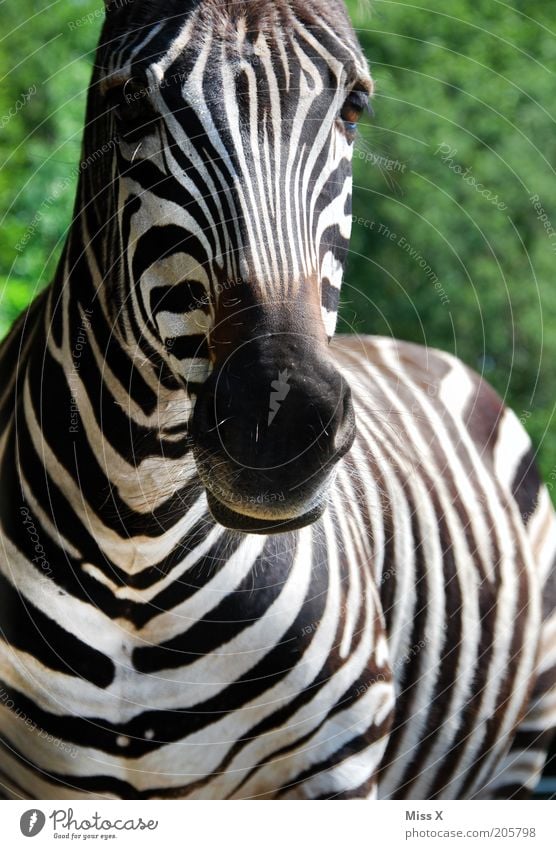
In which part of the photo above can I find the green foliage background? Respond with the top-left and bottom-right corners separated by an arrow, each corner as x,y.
1,0 -> 555,485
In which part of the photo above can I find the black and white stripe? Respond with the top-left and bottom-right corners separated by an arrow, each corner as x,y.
0,0 -> 554,800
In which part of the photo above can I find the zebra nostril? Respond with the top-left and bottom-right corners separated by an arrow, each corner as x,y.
192,388 -> 217,446
334,387 -> 356,457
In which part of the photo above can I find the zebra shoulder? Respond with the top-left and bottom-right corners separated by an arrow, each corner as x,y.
334,334 -> 546,533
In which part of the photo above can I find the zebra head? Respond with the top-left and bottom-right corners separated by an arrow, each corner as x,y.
89,0 -> 372,532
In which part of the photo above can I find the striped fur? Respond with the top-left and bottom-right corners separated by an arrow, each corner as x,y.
0,0 -> 554,799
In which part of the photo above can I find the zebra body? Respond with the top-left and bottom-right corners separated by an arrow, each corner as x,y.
1,324 -> 554,799
1,0 -> 555,799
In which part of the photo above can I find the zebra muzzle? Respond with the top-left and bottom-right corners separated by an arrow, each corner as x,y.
191,338 -> 356,532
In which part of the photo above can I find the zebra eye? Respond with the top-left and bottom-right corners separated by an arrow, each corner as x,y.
340,90 -> 369,138
106,78 -> 159,142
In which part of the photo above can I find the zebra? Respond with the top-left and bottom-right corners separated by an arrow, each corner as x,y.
0,0 -> 555,800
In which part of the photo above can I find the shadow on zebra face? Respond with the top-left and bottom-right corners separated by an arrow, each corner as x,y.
92,1 -> 371,531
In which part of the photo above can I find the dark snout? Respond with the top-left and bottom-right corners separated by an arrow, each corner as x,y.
191,336 -> 355,533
